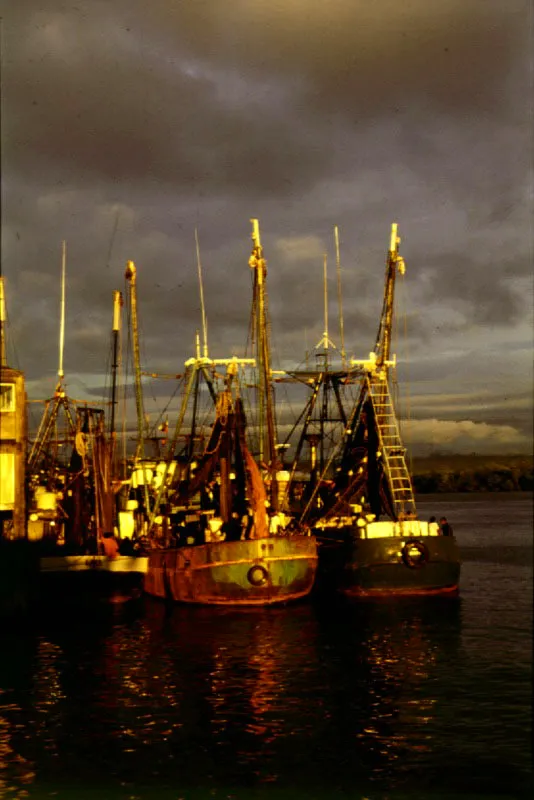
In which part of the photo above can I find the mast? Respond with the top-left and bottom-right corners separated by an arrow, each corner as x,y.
249,219 -> 277,470
124,261 -> 146,461
334,226 -> 346,368
58,240 -> 66,382
27,248 -> 76,471
0,276 -> 6,367
340,222 -> 414,520
109,289 -> 122,440
375,222 -> 405,369
316,252 -> 336,356
323,253 -> 329,356
186,334 -> 202,465
124,260 -> 151,518
195,228 -> 209,359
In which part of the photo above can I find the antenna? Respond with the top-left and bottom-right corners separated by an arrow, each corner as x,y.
58,240 -> 66,380
334,226 -> 346,367
195,228 -> 208,358
316,253 -> 336,351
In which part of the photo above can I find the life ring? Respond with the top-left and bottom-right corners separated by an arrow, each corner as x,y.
247,564 -> 269,587
401,539 -> 429,569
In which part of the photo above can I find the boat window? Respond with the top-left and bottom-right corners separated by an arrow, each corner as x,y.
0,383 -> 15,412
0,453 -> 15,505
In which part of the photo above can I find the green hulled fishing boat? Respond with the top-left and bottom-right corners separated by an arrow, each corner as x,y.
142,221 -> 317,605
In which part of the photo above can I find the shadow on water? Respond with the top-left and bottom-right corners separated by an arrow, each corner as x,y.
0,591 -> 531,800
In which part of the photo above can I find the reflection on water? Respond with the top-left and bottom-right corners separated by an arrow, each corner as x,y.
0,598 -> 466,799
0,494 -> 532,799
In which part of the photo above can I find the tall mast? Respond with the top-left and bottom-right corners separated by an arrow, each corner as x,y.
316,252 -> 336,355
58,240 -> 66,383
124,261 -> 146,461
375,222 -> 405,369
344,223 -> 413,520
109,289 -> 122,440
334,226 -> 346,367
249,219 -> 277,472
27,242 -> 76,472
323,253 -> 329,354
195,228 -> 209,359
0,20 -> 3,366
0,276 -> 6,367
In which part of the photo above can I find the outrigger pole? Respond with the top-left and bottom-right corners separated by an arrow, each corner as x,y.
146,353 -> 255,535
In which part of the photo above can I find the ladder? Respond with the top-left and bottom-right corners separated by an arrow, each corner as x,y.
367,375 -> 415,517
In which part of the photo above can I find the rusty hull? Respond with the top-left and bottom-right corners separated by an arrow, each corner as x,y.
145,535 -> 318,605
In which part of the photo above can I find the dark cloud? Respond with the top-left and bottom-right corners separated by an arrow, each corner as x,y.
5,3 -> 332,196
1,0 -> 532,454
148,1 -> 526,117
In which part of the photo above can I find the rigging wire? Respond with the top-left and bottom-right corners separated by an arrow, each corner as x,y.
400,269 -> 413,476
394,267 -> 413,476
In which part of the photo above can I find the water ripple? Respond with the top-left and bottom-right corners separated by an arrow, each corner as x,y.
0,496 -> 531,799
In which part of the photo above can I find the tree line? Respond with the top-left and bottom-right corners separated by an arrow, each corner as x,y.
411,456 -> 533,493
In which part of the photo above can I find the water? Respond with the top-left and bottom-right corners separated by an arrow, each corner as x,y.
0,494 -> 531,800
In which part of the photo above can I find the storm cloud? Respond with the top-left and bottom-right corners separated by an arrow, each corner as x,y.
2,0 -> 532,455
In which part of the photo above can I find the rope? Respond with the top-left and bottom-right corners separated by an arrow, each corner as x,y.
399,271 -> 413,476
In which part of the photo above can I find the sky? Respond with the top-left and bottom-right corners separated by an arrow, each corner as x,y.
2,0 -> 532,456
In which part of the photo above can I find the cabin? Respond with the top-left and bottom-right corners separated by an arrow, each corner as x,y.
0,366 -> 27,539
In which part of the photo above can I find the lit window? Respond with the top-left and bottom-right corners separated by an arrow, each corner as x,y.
0,383 -> 15,412
0,453 -> 15,505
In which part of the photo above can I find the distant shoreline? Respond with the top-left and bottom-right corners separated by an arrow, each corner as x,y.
410,454 -> 533,493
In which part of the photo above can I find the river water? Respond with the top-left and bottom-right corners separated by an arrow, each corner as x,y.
0,494 -> 532,800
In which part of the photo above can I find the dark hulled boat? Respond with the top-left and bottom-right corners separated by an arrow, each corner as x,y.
290,224 -> 461,597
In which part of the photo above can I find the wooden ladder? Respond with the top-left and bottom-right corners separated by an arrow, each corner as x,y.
367,375 -> 415,517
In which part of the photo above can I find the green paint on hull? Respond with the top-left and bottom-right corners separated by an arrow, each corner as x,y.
146,535 -> 318,605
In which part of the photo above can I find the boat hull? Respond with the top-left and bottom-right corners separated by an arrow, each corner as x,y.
317,532 -> 460,598
145,535 -> 318,605
39,555 -> 148,606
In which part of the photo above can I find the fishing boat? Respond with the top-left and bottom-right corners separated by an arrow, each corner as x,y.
142,221 -> 318,605
26,246 -> 147,605
286,224 -> 460,597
